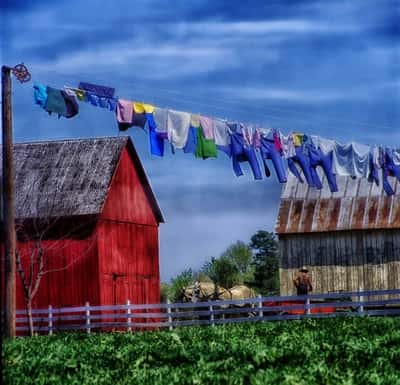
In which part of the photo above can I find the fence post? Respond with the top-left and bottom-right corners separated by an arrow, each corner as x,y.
258,294 -> 263,318
209,305 -> 214,327
48,305 -> 53,336
85,301 -> 91,334
127,300 -> 132,332
306,297 -> 311,315
167,299 -> 173,331
358,287 -> 364,315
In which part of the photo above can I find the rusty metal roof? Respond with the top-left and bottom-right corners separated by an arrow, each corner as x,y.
275,171 -> 400,234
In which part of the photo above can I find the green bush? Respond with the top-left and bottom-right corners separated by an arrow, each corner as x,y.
4,317 -> 400,385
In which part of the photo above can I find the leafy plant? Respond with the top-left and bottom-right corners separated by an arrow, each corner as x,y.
4,317 -> 400,385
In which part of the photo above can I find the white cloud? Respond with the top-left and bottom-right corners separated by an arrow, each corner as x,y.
183,19 -> 360,35
218,87 -> 369,103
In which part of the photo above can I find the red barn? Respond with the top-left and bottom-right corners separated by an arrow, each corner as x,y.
3,136 -> 163,310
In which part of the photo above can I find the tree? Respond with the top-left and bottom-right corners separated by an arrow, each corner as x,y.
220,241 -> 254,284
202,256 -> 239,289
249,231 -> 279,295
160,282 -> 169,303
15,180 -> 96,336
168,269 -> 194,302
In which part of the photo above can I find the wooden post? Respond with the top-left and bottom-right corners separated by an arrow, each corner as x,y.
1,65 -> 16,338
306,297 -> 311,315
167,299 -> 173,331
209,305 -> 214,327
258,294 -> 263,318
126,300 -> 132,332
48,305 -> 53,335
85,302 -> 91,334
358,287 -> 364,315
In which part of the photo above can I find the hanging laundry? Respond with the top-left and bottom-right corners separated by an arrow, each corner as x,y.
86,92 -> 117,111
153,107 -> 168,139
381,148 -> 400,195
185,115 -> 202,153
136,102 -> 164,157
293,133 -> 304,147
74,89 -> 86,101
280,133 -> 296,159
64,87 -> 87,102
190,114 -> 201,128
287,146 -> 318,187
392,149 -> 400,166
133,102 -> 155,114
87,93 -> 99,106
195,126 -> 218,159
33,83 -> 48,108
259,127 -> 272,138
241,124 -> 253,147
230,132 -> 262,180
45,86 -> 68,118
132,114 -> 147,128
98,96 -> 117,111
167,109 -> 191,149
253,128 -> 261,150
115,100 -> 145,131
259,136 -> 287,183
78,82 -> 115,98
183,126 -> 198,154
148,114 -> 164,157
214,118 -> 231,156
130,102 -> 147,128
308,145 -> 338,192
310,135 -> 335,155
332,142 -> 369,178
116,99 -> 133,131
273,130 -> 282,153
60,90 -> 79,118
199,116 -> 215,140
368,152 -> 380,186
227,121 -> 240,135
372,145 -> 382,168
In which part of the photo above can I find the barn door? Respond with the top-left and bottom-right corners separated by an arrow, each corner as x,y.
113,274 -> 128,306
112,274 -> 128,327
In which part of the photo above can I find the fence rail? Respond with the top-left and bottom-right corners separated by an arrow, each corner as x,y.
15,289 -> 400,334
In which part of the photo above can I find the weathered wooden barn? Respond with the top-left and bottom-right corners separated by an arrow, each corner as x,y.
2,136 -> 163,310
276,173 -> 400,295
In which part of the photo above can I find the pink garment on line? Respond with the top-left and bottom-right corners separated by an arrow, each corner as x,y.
273,130 -> 282,153
116,99 -> 133,123
253,128 -> 261,149
199,116 -> 214,140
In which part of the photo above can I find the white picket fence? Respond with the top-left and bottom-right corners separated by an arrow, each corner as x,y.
15,289 -> 400,334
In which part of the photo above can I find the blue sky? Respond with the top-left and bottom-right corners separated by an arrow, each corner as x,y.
1,0 -> 399,281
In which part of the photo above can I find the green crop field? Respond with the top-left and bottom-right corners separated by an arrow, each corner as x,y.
4,317 -> 400,385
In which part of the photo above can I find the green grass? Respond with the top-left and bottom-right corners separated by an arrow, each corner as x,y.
4,317 -> 400,385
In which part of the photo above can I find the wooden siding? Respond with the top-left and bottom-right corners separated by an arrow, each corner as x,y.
97,221 -> 160,305
279,229 -> 400,295
100,147 -> 159,226
97,146 -> 160,305
15,234 -> 99,309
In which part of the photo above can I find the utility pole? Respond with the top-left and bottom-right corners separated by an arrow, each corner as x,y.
1,64 -> 30,339
2,65 -> 16,338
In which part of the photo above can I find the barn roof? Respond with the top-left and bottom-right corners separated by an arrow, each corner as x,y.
0,136 -> 164,222
275,172 -> 400,234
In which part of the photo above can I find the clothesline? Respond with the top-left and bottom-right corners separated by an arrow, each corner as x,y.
32,81 -> 400,196
123,83 -> 398,131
